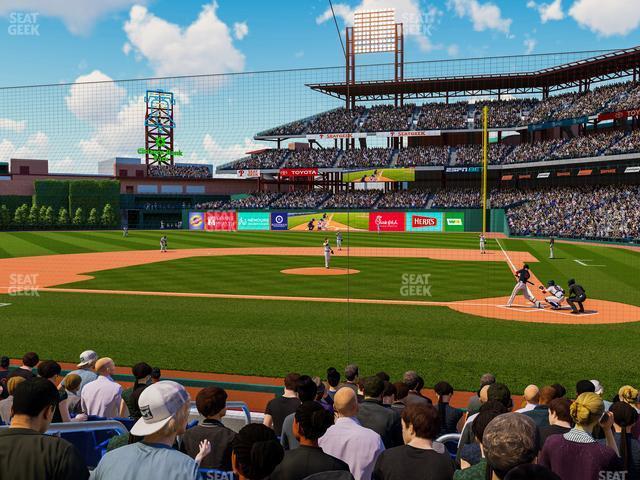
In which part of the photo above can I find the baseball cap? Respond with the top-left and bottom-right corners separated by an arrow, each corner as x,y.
131,381 -> 190,436
77,350 -> 97,367
590,380 -> 604,395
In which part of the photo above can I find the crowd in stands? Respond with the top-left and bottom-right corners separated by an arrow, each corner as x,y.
503,139 -> 565,164
260,120 -> 308,137
323,191 -> 382,209
282,149 -> 338,168
225,150 -> 287,170
307,107 -> 366,134
550,131 -> 625,160
417,102 -> 467,130
376,189 -> 431,209
148,164 -> 211,179
453,144 -> 514,166
3,351 -> 640,480
363,104 -> 415,132
195,200 -> 228,210
396,146 -> 449,167
270,190 -> 332,209
431,188 -> 481,208
506,185 -> 640,239
228,192 -> 281,209
472,99 -> 538,128
606,129 -> 640,155
338,148 -> 392,169
143,201 -> 192,210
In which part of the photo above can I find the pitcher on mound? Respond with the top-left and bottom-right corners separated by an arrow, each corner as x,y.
323,238 -> 334,269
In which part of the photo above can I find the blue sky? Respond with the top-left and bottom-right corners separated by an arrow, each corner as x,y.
0,0 -> 638,173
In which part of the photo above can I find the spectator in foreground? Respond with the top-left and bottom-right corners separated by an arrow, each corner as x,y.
151,367 -> 162,383
327,367 -> 341,400
600,402 -> 640,479
539,392 -> 621,480
523,385 -> 556,427
319,387 -> 385,480
503,464 -> 560,480
281,375 -> 318,450
339,364 -> 360,394
63,350 -> 98,392
0,356 -> 9,398
576,379 -> 596,397
434,381 -> 464,435
92,381 -> 206,480
466,373 -> 496,416
357,376 -> 402,449
483,413 -> 538,479
0,376 -> 25,424
458,401 -> 508,471
264,372 -> 301,436
402,371 -> 432,407
538,397 -> 573,448
37,360 -> 71,423
80,357 -> 122,418
180,386 -> 236,471
0,378 -> 89,479
515,385 -> 539,413
61,374 -> 83,417
391,382 -> 410,413
232,423 -> 284,480
6,352 -> 39,381
271,401 -> 350,480
120,362 -> 152,418
372,404 -> 455,480
591,380 -> 612,411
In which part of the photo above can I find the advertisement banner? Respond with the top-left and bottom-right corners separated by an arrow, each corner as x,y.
406,212 -> 443,232
598,108 -> 640,121
236,169 -> 260,178
375,130 -> 440,138
270,212 -> 289,230
444,212 -> 465,232
368,212 -> 405,232
528,116 -> 588,131
188,212 -> 204,230
237,212 -> 270,231
306,132 -> 368,140
279,168 -> 318,177
205,211 -> 237,231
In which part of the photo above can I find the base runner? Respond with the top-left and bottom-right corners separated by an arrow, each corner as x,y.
323,238 -> 334,269
539,280 -> 565,310
507,263 -> 542,308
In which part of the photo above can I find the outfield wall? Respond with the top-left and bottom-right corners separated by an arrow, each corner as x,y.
182,209 -> 500,233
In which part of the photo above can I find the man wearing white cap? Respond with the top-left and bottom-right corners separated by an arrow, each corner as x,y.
80,357 -> 122,418
592,379 -> 612,411
62,350 -> 98,392
92,381 -> 210,480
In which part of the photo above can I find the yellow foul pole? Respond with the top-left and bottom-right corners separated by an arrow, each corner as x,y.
482,106 -> 488,235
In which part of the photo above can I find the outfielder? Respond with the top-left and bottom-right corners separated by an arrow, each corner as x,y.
160,235 -> 167,253
122,225 -> 128,238
336,231 -> 343,251
539,280 -> 565,310
479,234 -> 486,254
506,263 -> 542,308
549,237 -> 555,259
323,238 -> 334,269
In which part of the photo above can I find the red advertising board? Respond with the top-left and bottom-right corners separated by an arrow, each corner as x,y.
279,168 -> 319,177
598,108 -> 640,121
205,211 -> 237,231
368,212 -> 405,232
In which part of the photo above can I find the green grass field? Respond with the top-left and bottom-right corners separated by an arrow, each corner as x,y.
1,229 -> 639,393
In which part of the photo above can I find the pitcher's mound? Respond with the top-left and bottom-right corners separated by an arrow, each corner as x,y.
281,267 -> 360,276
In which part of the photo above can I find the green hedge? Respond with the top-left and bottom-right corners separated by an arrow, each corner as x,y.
34,180 -> 69,211
0,195 -> 32,211
69,180 -> 120,215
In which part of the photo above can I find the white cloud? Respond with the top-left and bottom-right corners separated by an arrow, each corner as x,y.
0,0 -> 142,35
524,38 -> 537,54
447,44 -> 460,56
447,0 -> 512,34
0,132 -> 50,162
528,0 -> 564,23
233,21 -> 248,40
316,0 -> 457,55
65,70 -> 127,125
202,135 -> 263,167
569,0 -> 640,36
0,118 -> 26,133
123,2 -> 245,76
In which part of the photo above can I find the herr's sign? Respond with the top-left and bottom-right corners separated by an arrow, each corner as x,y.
279,168 -> 319,177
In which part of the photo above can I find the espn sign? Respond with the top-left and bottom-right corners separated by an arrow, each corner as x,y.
279,168 -> 318,177
237,169 -> 260,178
368,212 -> 405,232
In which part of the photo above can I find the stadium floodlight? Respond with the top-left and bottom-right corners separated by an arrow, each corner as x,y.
353,9 -> 396,54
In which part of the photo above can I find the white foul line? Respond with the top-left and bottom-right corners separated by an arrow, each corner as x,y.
495,238 -> 516,273
0,303 -> 11,308
574,259 -> 606,267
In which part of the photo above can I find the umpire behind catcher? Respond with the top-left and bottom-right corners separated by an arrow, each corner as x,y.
566,279 -> 587,314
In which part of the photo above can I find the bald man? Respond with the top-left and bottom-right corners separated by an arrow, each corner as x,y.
80,357 -> 123,418
319,388 -> 384,480
516,385 -> 540,414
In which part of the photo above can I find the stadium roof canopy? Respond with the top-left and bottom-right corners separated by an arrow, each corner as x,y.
308,46 -> 640,101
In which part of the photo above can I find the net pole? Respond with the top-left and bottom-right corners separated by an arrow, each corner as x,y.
482,106 -> 488,235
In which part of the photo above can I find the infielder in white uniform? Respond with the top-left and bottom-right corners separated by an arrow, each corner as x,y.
323,238 -> 334,269
539,280 -> 565,310
507,263 -> 542,308
336,231 -> 343,251
479,234 -> 486,254
549,238 -> 555,259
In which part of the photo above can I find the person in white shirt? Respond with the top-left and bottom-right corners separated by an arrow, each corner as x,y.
515,385 -> 539,413
80,357 -> 122,418
319,387 -> 384,480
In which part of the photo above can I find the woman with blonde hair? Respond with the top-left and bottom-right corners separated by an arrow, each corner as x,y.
0,376 -> 26,424
539,392 -> 621,480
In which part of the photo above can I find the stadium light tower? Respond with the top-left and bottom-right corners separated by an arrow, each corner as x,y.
138,90 -> 183,173
345,8 -> 404,109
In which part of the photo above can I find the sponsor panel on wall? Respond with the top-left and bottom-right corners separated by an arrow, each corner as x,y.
406,212 -> 443,232
237,212 -> 270,231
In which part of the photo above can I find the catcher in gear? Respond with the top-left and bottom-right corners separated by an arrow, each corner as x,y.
539,280 -> 565,310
